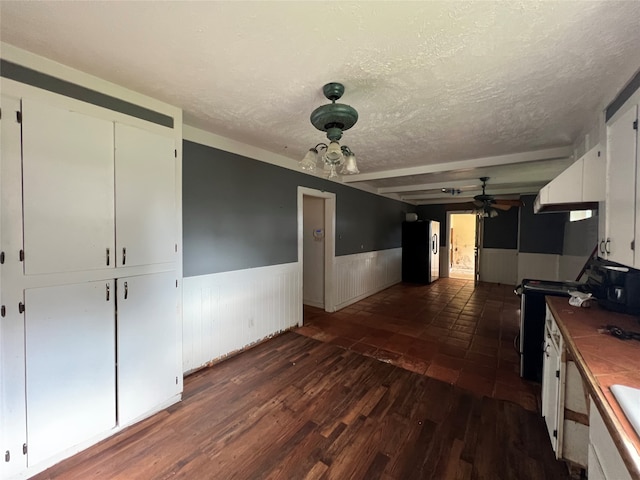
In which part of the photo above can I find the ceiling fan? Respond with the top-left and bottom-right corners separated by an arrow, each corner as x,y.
473,177 -> 523,217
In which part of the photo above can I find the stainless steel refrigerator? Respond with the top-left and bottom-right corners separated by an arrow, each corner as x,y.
402,220 -> 440,284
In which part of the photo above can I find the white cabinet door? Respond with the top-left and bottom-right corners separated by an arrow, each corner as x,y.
21,99 -> 115,274
606,105 -> 638,266
117,272 -> 180,426
1,94 -> 28,478
115,124 -> 176,268
541,327 -> 561,454
25,281 -> 116,466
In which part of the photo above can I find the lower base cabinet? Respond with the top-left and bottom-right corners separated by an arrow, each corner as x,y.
542,307 -> 589,471
25,281 -> 117,466
117,272 -> 181,425
589,399 -> 632,480
21,271 -> 180,471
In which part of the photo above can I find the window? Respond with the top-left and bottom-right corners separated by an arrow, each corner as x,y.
569,210 -> 593,222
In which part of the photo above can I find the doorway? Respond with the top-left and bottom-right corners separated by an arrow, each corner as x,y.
297,187 -> 336,322
447,212 -> 477,280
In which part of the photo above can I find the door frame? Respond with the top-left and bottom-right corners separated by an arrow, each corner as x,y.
445,210 -> 478,281
297,187 -> 336,318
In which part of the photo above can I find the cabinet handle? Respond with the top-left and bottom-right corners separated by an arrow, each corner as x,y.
124,281 -> 128,300
106,248 -> 110,266
106,284 -> 110,301
605,239 -> 611,255
544,343 -> 550,358
122,247 -> 126,266
599,240 -> 605,254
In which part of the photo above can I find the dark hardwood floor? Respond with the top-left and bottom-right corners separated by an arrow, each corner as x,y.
33,322 -> 569,479
299,278 -> 538,412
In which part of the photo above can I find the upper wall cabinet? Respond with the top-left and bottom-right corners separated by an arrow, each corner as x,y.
605,103 -> 638,267
534,144 -> 604,214
21,99 -> 176,275
115,124 -> 176,268
22,99 -> 115,274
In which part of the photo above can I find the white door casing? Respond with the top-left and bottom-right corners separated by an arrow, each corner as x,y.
297,187 -> 336,315
303,195 -> 325,308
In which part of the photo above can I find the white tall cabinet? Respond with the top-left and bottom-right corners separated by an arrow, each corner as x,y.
1,79 -> 182,480
603,102 -> 639,267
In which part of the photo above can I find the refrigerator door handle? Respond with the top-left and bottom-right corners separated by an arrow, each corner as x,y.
432,234 -> 438,254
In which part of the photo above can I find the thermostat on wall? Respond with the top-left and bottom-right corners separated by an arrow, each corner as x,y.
313,228 -> 324,240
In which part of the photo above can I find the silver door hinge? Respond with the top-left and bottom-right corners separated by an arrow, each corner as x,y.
553,429 -> 557,438
16,111 -> 22,123
555,370 -> 560,378
633,119 -> 638,130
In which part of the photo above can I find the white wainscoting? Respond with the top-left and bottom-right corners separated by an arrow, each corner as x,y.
182,262 -> 301,375
517,252 -> 561,283
479,248 -> 518,285
333,248 -> 402,310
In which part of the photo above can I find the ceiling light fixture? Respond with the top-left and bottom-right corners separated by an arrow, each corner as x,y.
300,82 -> 359,178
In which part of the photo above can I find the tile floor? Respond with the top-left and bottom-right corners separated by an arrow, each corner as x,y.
295,278 -> 540,412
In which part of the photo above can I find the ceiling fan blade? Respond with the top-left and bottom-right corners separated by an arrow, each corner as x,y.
493,203 -> 512,211
494,199 -> 524,207
473,200 -> 484,207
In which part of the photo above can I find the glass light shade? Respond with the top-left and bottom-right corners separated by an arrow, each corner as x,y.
327,164 -> 339,179
489,208 -> 498,218
323,141 -> 344,165
341,152 -> 359,174
300,148 -> 318,172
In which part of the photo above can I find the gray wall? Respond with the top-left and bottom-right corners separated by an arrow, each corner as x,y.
183,140 -> 414,277
417,196 -> 568,254
518,195 -> 566,254
415,202 -> 519,250
563,214 -> 599,256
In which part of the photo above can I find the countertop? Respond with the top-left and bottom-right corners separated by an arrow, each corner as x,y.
546,296 -> 640,478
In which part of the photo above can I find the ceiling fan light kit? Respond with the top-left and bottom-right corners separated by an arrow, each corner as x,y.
300,82 -> 359,178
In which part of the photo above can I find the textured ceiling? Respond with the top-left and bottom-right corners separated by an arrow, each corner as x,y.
2,1 -> 640,204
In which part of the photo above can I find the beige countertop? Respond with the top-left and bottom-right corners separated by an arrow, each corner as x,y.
546,296 -> 640,478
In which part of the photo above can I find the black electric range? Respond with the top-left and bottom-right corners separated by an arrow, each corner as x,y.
515,279 -> 590,382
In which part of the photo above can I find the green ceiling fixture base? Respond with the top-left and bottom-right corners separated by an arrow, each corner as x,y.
310,82 -> 359,140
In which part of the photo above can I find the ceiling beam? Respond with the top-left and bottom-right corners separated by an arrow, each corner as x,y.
400,184 -> 544,201
377,172 -> 561,194
343,146 -> 574,183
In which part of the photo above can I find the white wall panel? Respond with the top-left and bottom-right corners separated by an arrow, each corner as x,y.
518,252 -> 561,283
334,248 -> 402,310
182,263 -> 301,374
479,248 -> 518,285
